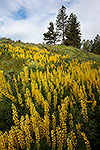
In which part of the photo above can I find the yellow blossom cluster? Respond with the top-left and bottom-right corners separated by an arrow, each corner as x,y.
0,44 -> 100,149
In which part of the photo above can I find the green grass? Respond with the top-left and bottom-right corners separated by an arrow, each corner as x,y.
44,45 -> 100,62
0,53 -> 25,80
0,39 -> 100,78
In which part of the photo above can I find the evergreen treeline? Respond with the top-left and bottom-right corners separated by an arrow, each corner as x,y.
43,5 -> 81,48
43,5 -> 100,54
82,34 -> 100,54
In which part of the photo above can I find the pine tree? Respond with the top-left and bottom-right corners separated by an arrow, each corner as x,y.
91,34 -> 100,54
43,22 -> 57,45
65,13 -> 81,48
82,39 -> 93,52
56,5 -> 68,44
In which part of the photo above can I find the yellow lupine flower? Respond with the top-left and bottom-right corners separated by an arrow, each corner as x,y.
12,103 -> 19,127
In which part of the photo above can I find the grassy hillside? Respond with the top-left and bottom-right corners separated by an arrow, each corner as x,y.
0,39 -> 100,75
0,40 -> 100,150
45,45 -> 100,62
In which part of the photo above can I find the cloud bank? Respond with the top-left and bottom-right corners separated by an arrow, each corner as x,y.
0,0 -> 100,43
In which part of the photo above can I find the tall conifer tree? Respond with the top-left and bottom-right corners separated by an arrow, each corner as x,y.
91,34 -> 100,54
82,39 -> 93,52
65,13 -> 81,48
56,5 -> 68,44
43,22 -> 57,45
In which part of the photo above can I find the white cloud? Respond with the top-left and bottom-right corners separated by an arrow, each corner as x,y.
0,0 -> 59,43
0,13 -> 56,43
0,0 -> 100,43
67,0 -> 100,40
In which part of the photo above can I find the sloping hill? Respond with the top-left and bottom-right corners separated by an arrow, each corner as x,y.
0,39 -> 100,77
0,39 -> 100,150
44,45 -> 100,62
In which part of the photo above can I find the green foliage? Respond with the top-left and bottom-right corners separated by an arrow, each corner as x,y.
45,45 -> 100,62
43,22 -> 58,45
56,5 -> 68,44
83,107 -> 100,150
91,34 -> 100,54
82,35 -> 100,54
65,13 -> 81,48
0,97 -> 13,132
82,39 -> 93,52
0,52 -> 25,78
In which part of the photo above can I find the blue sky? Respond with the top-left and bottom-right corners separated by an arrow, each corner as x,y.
0,0 -> 100,43
12,7 -> 28,20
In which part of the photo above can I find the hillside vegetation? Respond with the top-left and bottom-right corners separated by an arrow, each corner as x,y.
0,40 -> 100,150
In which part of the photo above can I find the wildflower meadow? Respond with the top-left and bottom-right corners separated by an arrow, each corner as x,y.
0,43 -> 100,150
